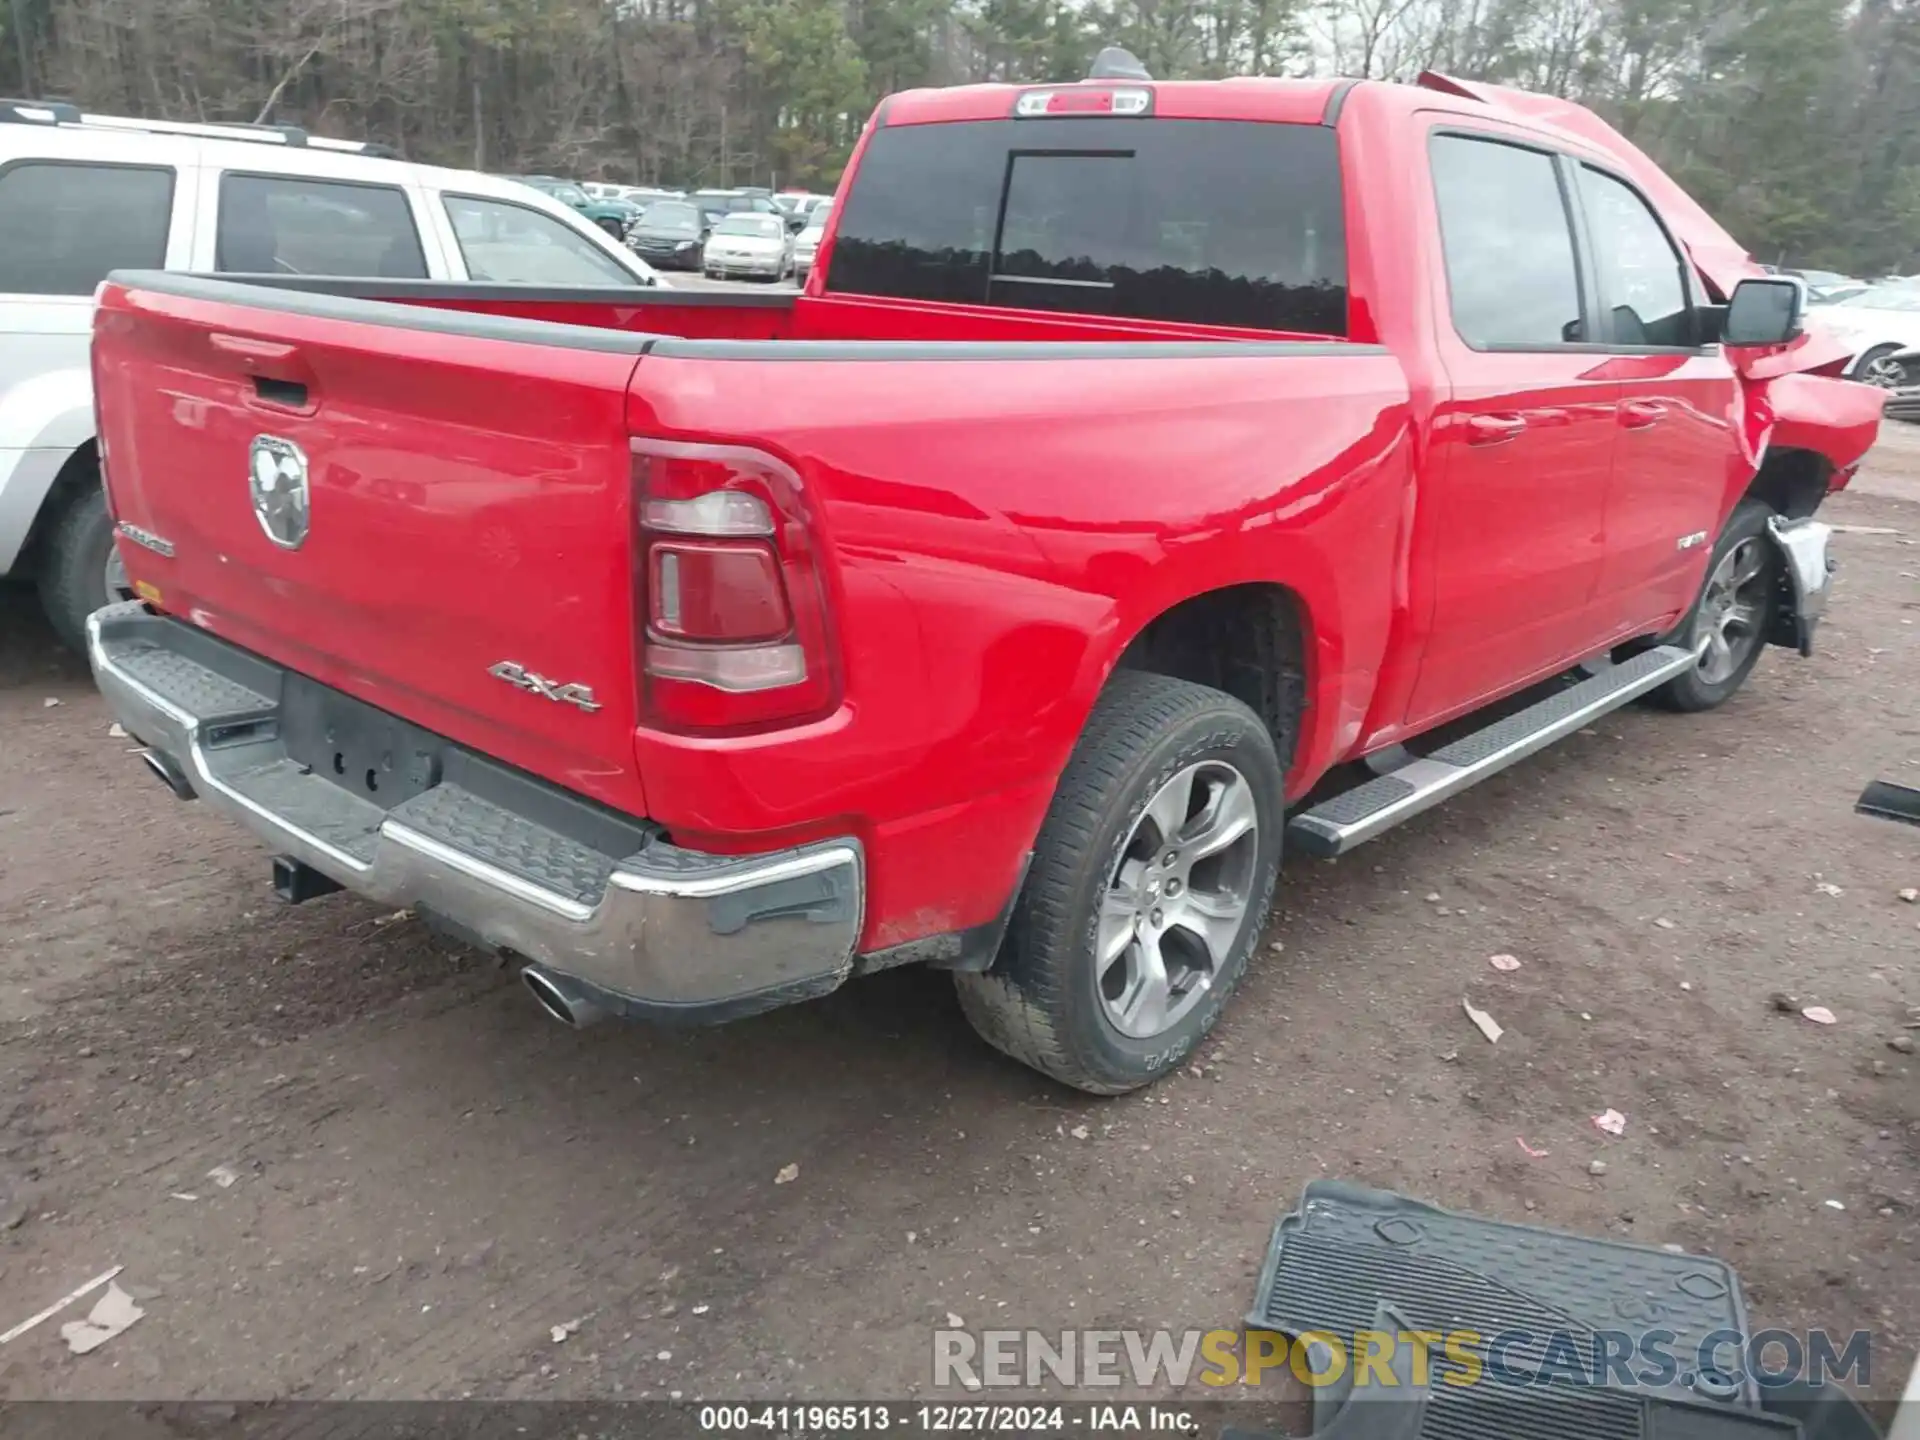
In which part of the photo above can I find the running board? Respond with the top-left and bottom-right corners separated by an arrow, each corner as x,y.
1286,644 -> 1697,858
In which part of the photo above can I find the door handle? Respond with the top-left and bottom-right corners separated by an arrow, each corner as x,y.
1465,413 -> 1528,446
1621,399 -> 1668,429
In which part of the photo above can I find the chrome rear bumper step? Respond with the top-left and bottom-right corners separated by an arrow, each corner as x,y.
87,602 -> 865,1023
1286,644 -> 1698,858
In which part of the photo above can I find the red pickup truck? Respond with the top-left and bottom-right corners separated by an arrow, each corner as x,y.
88,67 -> 1882,1094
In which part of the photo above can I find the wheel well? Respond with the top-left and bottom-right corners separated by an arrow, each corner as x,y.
1744,446 -> 1829,520
18,440 -> 100,575
1114,583 -> 1308,770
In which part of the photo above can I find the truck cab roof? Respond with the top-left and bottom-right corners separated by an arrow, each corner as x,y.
876,71 -> 1752,295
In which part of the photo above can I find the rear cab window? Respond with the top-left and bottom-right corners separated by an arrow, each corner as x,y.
826,117 -> 1348,335
0,161 -> 175,295
216,173 -> 428,278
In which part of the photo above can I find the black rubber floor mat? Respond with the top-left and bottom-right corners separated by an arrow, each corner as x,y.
1250,1180 -> 1769,1427
1414,1382 -> 1801,1440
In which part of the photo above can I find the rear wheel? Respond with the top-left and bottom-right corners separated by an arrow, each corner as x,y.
955,671 -> 1284,1094
36,478 -> 129,655
1648,498 -> 1780,712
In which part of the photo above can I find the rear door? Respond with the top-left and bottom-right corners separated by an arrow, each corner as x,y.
192,161 -> 446,279
1575,161 -> 1741,627
1406,128 -> 1621,728
0,134 -> 193,570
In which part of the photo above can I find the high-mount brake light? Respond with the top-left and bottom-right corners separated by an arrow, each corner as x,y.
630,439 -> 837,732
1013,87 -> 1151,118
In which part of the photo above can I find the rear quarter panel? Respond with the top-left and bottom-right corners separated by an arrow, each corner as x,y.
627,345 -> 1413,945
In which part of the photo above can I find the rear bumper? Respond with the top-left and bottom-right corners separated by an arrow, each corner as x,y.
86,603 -> 864,1023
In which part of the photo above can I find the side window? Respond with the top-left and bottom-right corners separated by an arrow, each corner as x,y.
1581,166 -> 1694,347
217,174 -> 427,278
0,162 -> 173,295
442,195 -> 638,286
1430,135 -> 1583,348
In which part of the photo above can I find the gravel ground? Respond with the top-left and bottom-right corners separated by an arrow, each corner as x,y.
0,429 -> 1916,1416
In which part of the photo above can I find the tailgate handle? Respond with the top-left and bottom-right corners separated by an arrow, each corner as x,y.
209,332 -> 314,410
252,375 -> 309,408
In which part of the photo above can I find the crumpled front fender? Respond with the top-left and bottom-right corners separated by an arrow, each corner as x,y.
1734,369 -> 1885,484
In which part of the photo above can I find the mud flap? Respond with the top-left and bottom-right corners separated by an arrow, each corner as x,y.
1765,514 -> 1835,657
1249,1180 -> 1809,1438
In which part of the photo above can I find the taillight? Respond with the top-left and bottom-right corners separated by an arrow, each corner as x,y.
631,438 -> 837,732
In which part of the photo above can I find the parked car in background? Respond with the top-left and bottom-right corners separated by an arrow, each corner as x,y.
793,202 -> 831,279
510,175 -> 641,239
1784,268 -> 1867,305
701,211 -> 792,280
1882,361 -> 1920,422
618,185 -> 681,207
628,199 -> 708,270
687,188 -> 781,229
773,191 -> 832,230
1783,267 -> 1858,293
85,67 -> 1877,1095
0,97 -> 663,651
1805,285 -> 1920,387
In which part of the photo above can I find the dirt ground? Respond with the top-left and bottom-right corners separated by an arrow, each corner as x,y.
2,436 -> 1917,1416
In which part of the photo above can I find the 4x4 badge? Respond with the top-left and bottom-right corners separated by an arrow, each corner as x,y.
488,661 -> 601,713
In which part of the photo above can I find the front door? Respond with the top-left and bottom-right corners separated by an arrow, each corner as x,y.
1575,161 -> 1742,631
1406,130 -> 1621,730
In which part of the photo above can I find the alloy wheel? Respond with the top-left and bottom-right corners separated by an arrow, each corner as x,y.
1095,761 -> 1260,1040
103,544 -> 130,605
1860,354 -> 1907,390
1695,537 -> 1769,685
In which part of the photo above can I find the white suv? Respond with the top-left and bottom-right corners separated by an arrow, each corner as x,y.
0,100 -> 665,651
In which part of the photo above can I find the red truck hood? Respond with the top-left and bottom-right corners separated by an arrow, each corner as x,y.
1416,73 -> 1758,300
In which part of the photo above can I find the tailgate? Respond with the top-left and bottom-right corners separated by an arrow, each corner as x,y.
94,275 -> 653,816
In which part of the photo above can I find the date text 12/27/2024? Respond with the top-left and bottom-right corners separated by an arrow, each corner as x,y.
697,1404 -> 1201,1433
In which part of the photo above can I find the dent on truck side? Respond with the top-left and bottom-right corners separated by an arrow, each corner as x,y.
1737,370 -> 1885,501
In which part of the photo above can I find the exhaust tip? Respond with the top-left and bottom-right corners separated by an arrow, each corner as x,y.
521,965 -> 607,1029
141,748 -> 197,801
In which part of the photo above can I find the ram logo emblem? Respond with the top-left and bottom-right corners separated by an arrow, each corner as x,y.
249,435 -> 310,550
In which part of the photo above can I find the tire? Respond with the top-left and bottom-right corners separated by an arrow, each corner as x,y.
1853,344 -> 1906,390
35,479 -> 126,655
955,671 -> 1285,1094
1647,497 -> 1780,712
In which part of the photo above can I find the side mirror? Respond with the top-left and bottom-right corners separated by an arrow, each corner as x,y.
1723,276 -> 1805,347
